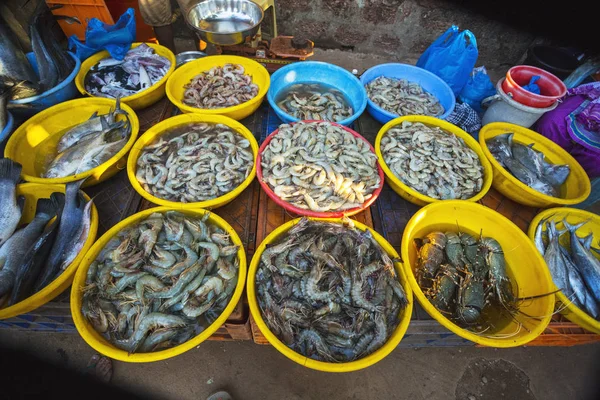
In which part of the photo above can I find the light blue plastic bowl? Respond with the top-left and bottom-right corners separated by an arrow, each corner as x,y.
267,61 -> 367,126
9,52 -> 81,119
360,63 -> 456,124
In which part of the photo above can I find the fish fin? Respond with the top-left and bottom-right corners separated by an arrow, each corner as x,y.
89,111 -> 98,120
35,197 -> 58,218
580,234 -> 594,250
17,195 -> 25,213
50,192 -> 66,212
507,133 -> 514,148
0,158 -> 22,184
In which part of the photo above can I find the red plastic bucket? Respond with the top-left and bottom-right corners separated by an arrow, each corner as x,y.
502,65 -> 567,108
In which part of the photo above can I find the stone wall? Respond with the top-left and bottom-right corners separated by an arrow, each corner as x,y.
272,0 -> 535,69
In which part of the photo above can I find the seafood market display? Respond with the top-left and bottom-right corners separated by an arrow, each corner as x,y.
81,211 -> 239,353
256,218 -> 408,362
0,8 -> 78,101
0,160 -> 93,307
183,64 -> 258,109
260,122 -> 381,212
276,83 -> 353,122
487,133 -> 570,197
534,219 -> 600,320
380,121 -> 484,199
135,123 -> 253,203
43,99 -> 131,178
365,77 -> 444,117
415,230 -> 516,327
84,44 -> 171,99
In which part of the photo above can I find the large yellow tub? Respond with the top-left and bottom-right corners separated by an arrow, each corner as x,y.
75,42 -> 176,110
0,183 -> 98,319
479,122 -> 591,208
5,98 -> 139,187
401,201 -> 554,347
247,217 -> 413,372
528,208 -> 600,334
166,55 -> 270,120
70,207 -> 246,362
375,116 -> 493,206
127,114 -> 258,209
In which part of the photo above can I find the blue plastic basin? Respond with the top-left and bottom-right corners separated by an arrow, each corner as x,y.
267,61 -> 367,126
9,52 -> 81,118
360,63 -> 456,124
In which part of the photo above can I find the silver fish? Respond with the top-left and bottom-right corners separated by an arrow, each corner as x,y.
0,198 -> 57,297
56,97 -> 124,153
44,119 -> 129,178
543,221 -> 570,294
0,158 -> 22,248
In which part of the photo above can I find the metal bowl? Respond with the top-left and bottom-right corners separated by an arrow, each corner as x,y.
175,50 -> 207,68
186,0 -> 264,46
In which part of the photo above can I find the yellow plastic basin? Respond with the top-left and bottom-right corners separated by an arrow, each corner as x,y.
127,114 -> 258,209
401,200 -> 554,347
479,122 -> 591,208
75,42 -> 176,110
166,55 -> 270,120
247,217 -> 413,372
5,98 -> 139,187
375,116 -> 493,206
527,208 -> 600,334
70,207 -> 246,362
0,183 -> 98,319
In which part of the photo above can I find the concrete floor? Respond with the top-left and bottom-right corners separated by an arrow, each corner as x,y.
1,330 -> 599,400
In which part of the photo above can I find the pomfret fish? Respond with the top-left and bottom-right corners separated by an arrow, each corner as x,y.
0,158 -> 23,248
0,198 -> 57,298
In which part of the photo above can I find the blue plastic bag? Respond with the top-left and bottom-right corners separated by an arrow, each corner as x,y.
68,8 -> 136,61
522,76 -> 541,94
417,25 -> 479,96
458,66 -> 496,113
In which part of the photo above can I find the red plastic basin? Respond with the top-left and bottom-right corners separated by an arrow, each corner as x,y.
256,121 -> 384,218
502,65 -> 567,108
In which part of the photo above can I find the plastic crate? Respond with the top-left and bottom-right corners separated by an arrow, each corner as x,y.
45,0 -> 114,41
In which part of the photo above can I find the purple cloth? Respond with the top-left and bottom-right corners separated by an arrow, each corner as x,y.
534,84 -> 600,178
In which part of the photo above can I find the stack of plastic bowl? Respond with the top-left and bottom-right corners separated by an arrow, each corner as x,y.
482,65 -> 567,128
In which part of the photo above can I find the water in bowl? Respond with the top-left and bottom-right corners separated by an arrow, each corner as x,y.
275,82 -> 353,123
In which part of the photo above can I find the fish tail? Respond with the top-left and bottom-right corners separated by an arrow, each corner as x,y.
562,219 -> 588,233
0,158 -> 22,184
66,179 -> 85,199
35,197 -> 58,218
